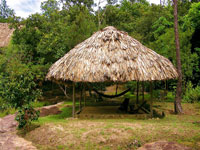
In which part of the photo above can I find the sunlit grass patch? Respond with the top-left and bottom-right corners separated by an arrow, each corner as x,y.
38,106 -> 74,124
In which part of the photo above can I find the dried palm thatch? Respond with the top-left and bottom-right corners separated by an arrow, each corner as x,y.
46,26 -> 178,82
0,23 -> 14,48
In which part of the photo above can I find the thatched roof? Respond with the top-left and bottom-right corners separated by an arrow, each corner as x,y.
0,23 -> 14,48
46,26 -> 178,82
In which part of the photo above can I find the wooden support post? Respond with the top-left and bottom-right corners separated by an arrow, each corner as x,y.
115,83 -> 118,95
142,82 -> 144,102
73,82 -> 76,118
164,80 -> 167,100
150,82 -> 153,117
136,81 -> 139,104
79,83 -> 82,111
83,83 -> 86,107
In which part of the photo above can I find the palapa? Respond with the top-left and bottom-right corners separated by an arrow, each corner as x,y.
0,23 -> 14,48
46,26 -> 178,82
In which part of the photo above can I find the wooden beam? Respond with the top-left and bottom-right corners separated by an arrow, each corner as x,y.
136,81 -> 139,104
79,83 -> 82,111
164,80 -> 167,100
73,82 -> 76,118
150,82 -> 153,118
142,82 -> 145,102
83,83 -> 86,107
115,83 -> 118,95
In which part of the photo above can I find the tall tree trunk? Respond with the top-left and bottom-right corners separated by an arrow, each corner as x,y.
173,0 -> 183,114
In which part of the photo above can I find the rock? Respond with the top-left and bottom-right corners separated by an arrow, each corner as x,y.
0,114 -> 18,132
0,132 -> 37,150
0,115 -> 37,150
0,102 -> 64,150
38,105 -> 62,117
138,140 -> 192,150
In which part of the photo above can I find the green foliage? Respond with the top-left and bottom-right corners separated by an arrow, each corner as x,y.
41,0 -> 60,17
31,101 -> 51,108
0,72 -> 41,108
61,0 -> 94,10
126,81 -> 137,92
0,46 -> 41,127
15,105 -> 40,129
166,92 -> 175,102
152,16 -> 173,38
150,27 -> 197,81
185,2 -> 200,29
0,71 -> 41,128
124,91 -> 134,99
183,81 -> 200,103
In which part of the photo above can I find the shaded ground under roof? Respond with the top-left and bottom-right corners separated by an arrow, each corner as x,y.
76,106 -> 149,119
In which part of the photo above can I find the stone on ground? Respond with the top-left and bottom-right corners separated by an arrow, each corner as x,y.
138,140 -> 192,150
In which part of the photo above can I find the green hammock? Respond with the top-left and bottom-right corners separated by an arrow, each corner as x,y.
92,88 -> 131,99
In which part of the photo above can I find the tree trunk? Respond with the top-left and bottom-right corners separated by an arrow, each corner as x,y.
173,0 -> 183,114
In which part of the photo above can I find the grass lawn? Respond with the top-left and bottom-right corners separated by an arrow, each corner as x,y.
19,102 -> 200,150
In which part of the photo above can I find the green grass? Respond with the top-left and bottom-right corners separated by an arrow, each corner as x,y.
38,106 -> 76,124
0,108 -> 16,117
31,101 -> 51,108
63,101 -> 79,105
23,102 -> 200,150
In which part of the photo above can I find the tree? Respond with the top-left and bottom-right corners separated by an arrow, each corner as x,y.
61,0 -> 94,10
185,2 -> 200,86
173,0 -> 183,114
0,55 -> 41,128
0,0 -> 14,22
41,0 -> 60,17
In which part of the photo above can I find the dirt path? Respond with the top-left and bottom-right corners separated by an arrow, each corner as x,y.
0,114 -> 37,150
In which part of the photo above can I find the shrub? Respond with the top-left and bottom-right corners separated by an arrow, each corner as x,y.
15,105 -> 40,129
183,82 -> 200,103
124,91 -> 134,99
0,72 -> 41,128
166,92 -> 175,102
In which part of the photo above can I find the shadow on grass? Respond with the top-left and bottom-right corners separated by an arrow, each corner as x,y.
17,123 -> 40,136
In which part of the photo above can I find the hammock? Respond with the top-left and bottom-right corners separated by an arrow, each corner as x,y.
92,88 -> 130,98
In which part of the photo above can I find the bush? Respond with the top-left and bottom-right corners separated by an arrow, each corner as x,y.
153,90 -> 162,100
15,105 -> 40,129
183,82 -> 200,103
0,72 -> 41,128
166,92 -> 175,102
126,81 -> 137,93
124,91 -> 134,99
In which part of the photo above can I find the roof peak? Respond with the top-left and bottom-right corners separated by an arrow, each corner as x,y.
103,26 -> 117,31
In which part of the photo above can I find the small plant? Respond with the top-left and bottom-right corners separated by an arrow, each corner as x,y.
15,105 -> 40,129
